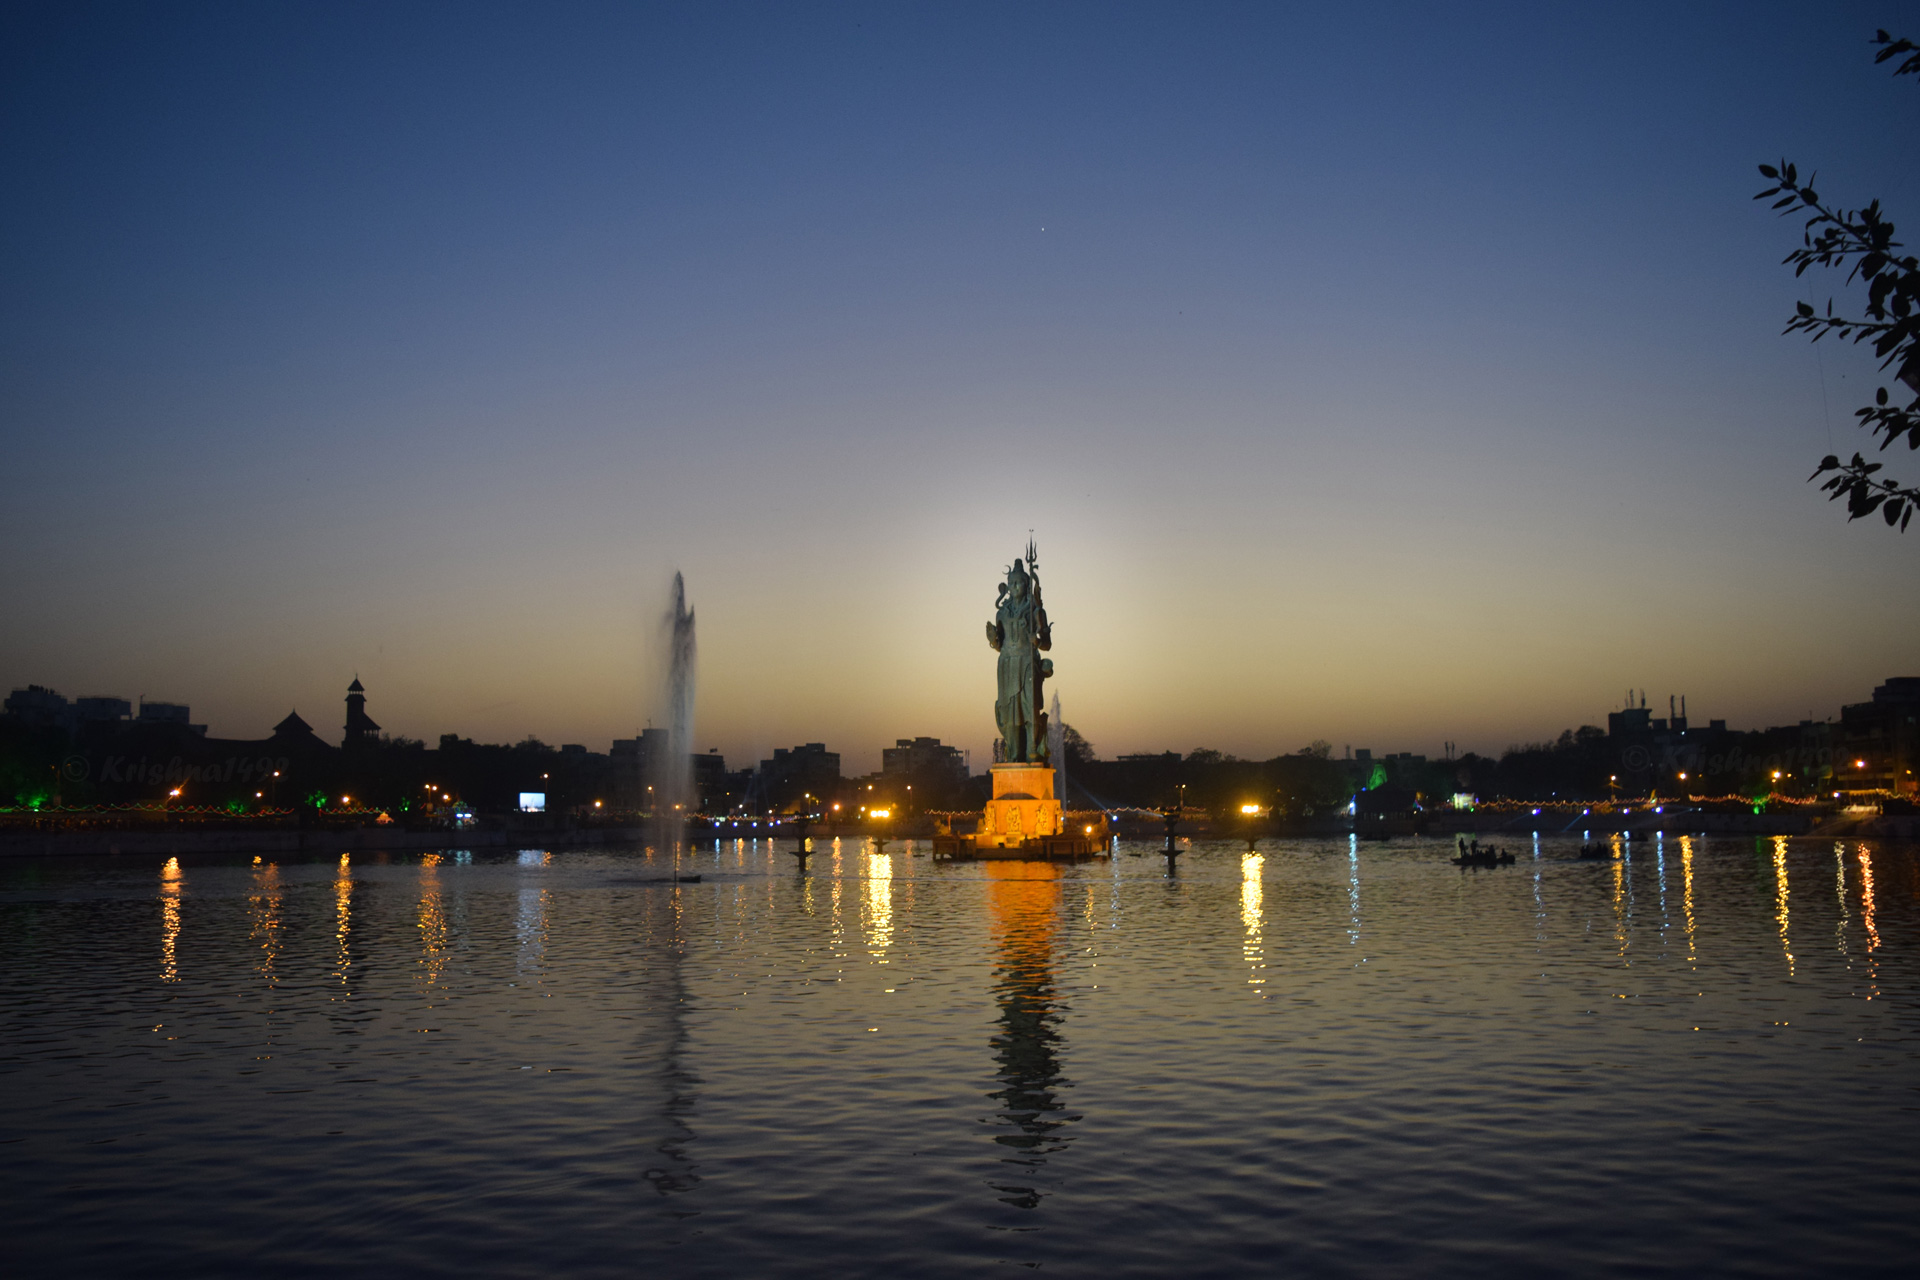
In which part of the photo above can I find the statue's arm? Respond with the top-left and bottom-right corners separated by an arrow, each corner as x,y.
986,619 -> 1003,651
1035,607 -> 1051,651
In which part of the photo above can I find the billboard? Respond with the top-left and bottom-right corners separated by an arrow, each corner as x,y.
518,792 -> 546,813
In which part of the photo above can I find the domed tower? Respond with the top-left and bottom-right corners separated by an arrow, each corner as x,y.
343,677 -> 381,749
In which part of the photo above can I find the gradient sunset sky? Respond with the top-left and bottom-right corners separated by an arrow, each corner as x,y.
3,1 -> 1916,773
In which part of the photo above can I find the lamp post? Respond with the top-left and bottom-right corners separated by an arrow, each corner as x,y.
792,801 -> 813,871
1240,802 -> 1262,852
1163,784 -> 1186,870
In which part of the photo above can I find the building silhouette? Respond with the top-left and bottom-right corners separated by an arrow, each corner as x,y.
881,736 -> 969,807
1837,677 -> 1920,798
343,678 -> 380,748
756,743 -> 841,812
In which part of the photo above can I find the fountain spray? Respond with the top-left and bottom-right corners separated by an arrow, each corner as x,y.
650,572 -> 697,874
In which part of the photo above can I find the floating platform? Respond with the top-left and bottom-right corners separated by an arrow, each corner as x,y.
931,833 -> 1105,861
931,763 -> 1107,860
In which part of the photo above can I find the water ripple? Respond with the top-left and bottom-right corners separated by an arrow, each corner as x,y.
1,835 -> 1916,1277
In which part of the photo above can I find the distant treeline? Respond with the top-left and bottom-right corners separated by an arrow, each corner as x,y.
3,713 -> 1830,816
1055,719 -> 1823,815
0,718 -> 641,817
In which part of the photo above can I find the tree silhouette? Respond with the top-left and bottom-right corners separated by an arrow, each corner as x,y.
1757,31 -> 1920,530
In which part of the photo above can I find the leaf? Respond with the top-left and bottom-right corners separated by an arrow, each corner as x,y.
1759,164 -> 1779,178
1884,499 -> 1905,526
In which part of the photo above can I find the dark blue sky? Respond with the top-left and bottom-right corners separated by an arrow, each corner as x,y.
3,2 -> 1915,767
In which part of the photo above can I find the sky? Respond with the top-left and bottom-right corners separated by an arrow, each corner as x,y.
2,1 -> 1917,774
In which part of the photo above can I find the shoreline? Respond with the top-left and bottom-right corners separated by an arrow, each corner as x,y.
0,824 -> 653,859
4,810 -> 1917,857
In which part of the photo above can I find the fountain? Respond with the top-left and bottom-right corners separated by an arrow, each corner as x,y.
650,572 -> 697,876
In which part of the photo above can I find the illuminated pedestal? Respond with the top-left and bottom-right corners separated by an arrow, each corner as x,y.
932,763 -> 1103,860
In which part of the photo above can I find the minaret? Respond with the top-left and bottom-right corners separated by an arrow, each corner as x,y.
343,677 -> 381,748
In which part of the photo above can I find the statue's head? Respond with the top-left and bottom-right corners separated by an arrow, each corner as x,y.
1006,561 -> 1030,599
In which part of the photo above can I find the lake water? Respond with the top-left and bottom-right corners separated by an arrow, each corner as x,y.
3,834 -> 1915,1277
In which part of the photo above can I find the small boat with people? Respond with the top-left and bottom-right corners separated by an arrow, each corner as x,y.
1451,837 -> 1515,869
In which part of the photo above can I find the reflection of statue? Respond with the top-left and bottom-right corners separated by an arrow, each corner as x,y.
983,862 -> 1077,1209
985,541 -> 1053,764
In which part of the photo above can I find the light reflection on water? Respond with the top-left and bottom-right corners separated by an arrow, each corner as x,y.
1,835 -> 1917,1278
864,849 -> 893,960
1681,835 -> 1698,964
1772,836 -> 1795,976
333,854 -> 352,987
247,856 -> 281,985
1240,852 -> 1264,992
158,856 -> 182,983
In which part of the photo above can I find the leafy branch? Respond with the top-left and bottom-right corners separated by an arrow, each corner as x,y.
1756,30 -> 1920,530
1810,451 -> 1915,530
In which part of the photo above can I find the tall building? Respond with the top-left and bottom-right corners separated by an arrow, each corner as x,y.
75,696 -> 132,725
1836,677 -> 1920,798
881,736 -> 969,806
343,678 -> 381,748
610,727 -> 669,798
757,743 -> 841,812
4,686 -> 201,735
3,685 -> 72,730
138,701 -> 203,734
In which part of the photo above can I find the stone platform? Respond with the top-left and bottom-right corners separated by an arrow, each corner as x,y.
931,763 -> 1104,860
